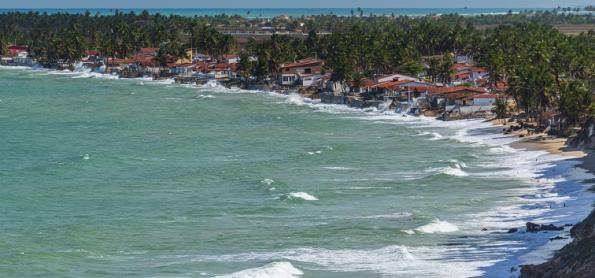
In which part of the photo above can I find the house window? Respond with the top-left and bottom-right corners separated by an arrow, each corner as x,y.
305,68 -> 311,74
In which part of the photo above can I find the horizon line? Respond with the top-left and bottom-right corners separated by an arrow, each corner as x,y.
0,6 -> 579,10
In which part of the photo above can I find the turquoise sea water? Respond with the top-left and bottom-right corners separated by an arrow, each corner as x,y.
0,8 -> 548,18
0,68 -> 591,277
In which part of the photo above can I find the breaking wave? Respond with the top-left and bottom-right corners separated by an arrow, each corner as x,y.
287,192 -> 318,201
438,166 -> 469,177
217,261 -> 303,278
414,219 -> 459,234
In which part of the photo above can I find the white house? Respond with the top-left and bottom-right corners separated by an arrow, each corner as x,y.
169,63 -> 195,77
13,51 -> 35,66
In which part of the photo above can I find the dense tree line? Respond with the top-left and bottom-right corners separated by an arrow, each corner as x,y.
476,23 -> 594,124
0,11 -> 236,63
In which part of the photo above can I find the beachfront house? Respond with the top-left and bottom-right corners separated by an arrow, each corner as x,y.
360,74 -> 426,96
278,58 -> 323,86
169,63 -> 195,77
8,45 -> 28,57
12,51 -> 36,66
208,63 -> 238,80
452,64 -> 489,84
472,93 -> 497,106
427,86 -> 492,114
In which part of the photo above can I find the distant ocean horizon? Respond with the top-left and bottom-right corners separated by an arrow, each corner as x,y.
0,7 -> 553,18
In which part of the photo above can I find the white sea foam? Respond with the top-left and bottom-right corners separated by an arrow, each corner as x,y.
414,219 -> 459,234
261,178 -> 275,186
149,78 -> 175,85
359,212 -> 412,219
427,166 -> 469,177
440,167 -> 469,177
287,192 -> 318,201
217,261 -> 303,278
171,245 -> 495,277
195,94 -> 216,99
428,132 -> 444,140
322,166 -> 356,171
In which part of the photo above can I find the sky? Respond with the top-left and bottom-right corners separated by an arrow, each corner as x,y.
0,0 -> 592,9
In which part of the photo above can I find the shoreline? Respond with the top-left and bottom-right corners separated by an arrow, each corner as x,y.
1,64 -> 593,277
491,118 -> 594,275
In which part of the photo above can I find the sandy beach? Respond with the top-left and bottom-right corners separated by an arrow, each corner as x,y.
489,117 -> 595,276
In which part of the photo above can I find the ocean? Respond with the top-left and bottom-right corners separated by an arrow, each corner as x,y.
0,8 -> 547,18
0,66 -> 593,277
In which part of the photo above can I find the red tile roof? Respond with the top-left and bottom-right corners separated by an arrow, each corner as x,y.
213,63 -> 237,71
473,93 -> 498,99
370,79 -> 418,90
281,58 -> 323,69
429,86 -> 488,96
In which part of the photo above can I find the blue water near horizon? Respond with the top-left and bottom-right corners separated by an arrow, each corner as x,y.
0,7 -> 552,18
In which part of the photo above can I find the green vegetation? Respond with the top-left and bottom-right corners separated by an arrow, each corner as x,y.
476,23 -> 594,122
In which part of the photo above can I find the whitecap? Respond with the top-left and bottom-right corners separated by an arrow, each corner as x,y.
359,212 -> 412,219
322,166 -> 355,171
441,167 -> 468,177
427,166 -> 469,177
287,192 -> 318,201
261,178 -> 275,186
195,94 -> 216,99
428,132 -> 444,141
217,261 -> 303,278
414,219 -> 459,234
177,245 -> 492,277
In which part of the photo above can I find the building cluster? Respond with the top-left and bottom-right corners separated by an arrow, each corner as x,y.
321,55 -> 503,119
1,45 -> 504,120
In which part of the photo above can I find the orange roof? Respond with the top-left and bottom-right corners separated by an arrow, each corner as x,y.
429,86 -> 488,96
168,63 -> 194,68
107,58 -> 134,65
453,64 -> 470,71
370,79 -> 417,90
473,93 -> 498,99
213,63 -> 237,71
405,85 -> 442,94
281,58 -> 323,69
